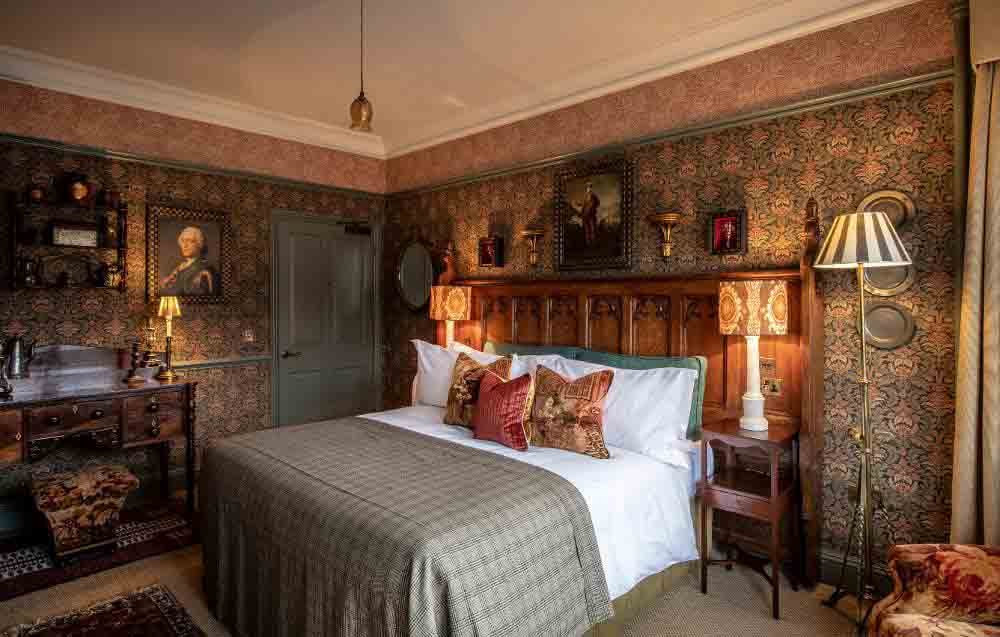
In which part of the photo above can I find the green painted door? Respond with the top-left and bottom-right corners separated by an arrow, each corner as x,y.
274,216 -> 375,426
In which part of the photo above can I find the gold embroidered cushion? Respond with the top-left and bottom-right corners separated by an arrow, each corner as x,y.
444,353 -> 512,427
529,365 -> 614,459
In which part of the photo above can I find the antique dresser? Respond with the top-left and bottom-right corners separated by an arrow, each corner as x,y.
0,345 -> 196,553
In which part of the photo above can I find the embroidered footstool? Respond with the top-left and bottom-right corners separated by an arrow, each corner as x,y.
31,464 -> 140,560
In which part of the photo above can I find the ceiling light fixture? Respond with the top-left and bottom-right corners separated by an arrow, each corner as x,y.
349,0 -> 373,132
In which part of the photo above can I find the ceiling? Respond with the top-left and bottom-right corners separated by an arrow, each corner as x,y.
0,0 -> 916,158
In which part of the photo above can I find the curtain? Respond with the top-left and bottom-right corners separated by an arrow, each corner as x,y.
952,61 -> 1000,546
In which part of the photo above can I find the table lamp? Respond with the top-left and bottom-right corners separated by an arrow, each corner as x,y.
813,209 -> 911,633
718,279 -> 789,431
155,295 -> 181,382
430,285 -> 471,346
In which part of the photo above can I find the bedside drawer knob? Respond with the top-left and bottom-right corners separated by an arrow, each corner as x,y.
47,416 -> 62,427
91,409 -> 105,419
15,432 -> 21,441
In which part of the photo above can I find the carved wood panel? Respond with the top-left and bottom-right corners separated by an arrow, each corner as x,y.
549,296 -> 579,346
682,295 -> 726,416
483,297 -> 512,346
587,296 -> 623,353
513,297 -> 544,345
631,296 -> 671,356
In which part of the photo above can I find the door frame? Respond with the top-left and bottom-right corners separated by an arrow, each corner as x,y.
270,208 -> 383,427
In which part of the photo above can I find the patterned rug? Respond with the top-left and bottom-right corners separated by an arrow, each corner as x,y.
0,508 -> 193,602
0,584 -> 204,636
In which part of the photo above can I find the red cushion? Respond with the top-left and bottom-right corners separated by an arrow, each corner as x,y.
472,372 -> 534,451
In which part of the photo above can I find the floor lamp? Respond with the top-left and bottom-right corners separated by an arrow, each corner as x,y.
814,210 -> 911,633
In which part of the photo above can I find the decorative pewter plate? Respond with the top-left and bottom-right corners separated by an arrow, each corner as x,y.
864,264 -> 916,297
857,190 -> 916,229
858,300 -> 916,350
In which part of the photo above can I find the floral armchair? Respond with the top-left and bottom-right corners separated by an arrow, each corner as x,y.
869,544 -> 1000,637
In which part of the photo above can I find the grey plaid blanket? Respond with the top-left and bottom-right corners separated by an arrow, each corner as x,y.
201,416 -> 611,637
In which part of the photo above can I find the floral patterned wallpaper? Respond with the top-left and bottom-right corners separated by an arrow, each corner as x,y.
0,141 -> 382,498
0,79 -> 386,193
384,83 -> 956,564
386,0 -> 953,192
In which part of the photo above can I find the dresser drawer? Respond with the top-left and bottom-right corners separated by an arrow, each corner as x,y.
124,397 -> 184,443
0,410 -> 23,465
27,400 -> 119,436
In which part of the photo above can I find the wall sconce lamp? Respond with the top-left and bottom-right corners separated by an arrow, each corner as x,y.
519,226 -> 545,266
648,212 -> 683,257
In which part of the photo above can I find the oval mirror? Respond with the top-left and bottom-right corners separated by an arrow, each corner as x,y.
397,242 -> 434,311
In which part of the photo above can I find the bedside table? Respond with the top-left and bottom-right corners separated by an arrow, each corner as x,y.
698,419 -> 803,620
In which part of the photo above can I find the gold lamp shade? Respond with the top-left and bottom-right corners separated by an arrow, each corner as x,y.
718,280 -> 788,336
430,286 -> 472,321
158,295 -> 182,319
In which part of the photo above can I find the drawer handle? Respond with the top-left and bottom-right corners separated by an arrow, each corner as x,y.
148,403 -> 160,413
149,419 -> 161,438
47,416 -> 62,427
91,409 -> 105,419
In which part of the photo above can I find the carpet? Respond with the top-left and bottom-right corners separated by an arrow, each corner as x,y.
0,508 -> 193,602
0,584 -> 204,636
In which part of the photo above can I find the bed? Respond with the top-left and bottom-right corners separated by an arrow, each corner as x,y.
202,269 -> 822,637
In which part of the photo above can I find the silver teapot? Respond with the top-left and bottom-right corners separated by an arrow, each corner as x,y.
4,335 -> 35,379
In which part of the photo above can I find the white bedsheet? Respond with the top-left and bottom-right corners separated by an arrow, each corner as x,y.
362,405 -> 700,600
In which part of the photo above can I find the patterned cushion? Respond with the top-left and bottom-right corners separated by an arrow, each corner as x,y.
32,465 -> 140,556
472,372 -> 534,451
880,614 -> 1000,637
528,365 -> 614,459
444,353 -> 512,427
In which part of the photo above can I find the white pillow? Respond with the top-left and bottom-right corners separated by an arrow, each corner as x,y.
546,357 -> 697,468
448,341 -> 504,365
510,354 -> 567,379
411,340 -> 459,407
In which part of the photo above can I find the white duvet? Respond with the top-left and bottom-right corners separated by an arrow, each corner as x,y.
363,405 -> 700,600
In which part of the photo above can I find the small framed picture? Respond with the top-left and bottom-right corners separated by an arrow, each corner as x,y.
147,204 -> 233,303
478,235 -> 504,268
708,210 -> 747,255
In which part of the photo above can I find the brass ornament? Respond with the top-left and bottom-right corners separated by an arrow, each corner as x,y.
519,226 -> 545,266
648,212 -> 682,257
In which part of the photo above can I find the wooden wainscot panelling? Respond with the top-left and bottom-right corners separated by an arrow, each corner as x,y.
587,296 -> 623,353
549,296 -> 579,346
630,296 -> 671,356
513,297 -> 544,345
450,265 -> 822,584
681,294 -> 727,420
483,296 -> 513,346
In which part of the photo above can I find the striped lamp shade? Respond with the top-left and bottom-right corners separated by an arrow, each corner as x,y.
430,286 -> 472,321
814,211 -> 911,269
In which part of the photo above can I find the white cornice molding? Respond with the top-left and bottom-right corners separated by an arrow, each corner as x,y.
0,46 -> 386,159
383,0 -> 921,157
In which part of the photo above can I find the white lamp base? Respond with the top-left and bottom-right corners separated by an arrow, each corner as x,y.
740,334 -> 769,431
740,395 -> 769,431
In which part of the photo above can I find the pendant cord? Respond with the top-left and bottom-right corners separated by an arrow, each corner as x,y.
360,0 -> 365,95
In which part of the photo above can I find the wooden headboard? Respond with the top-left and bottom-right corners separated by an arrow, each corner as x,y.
436,263 -> 825,582
440,270 -> 804,427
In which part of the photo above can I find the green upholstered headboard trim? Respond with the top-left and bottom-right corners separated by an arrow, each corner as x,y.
483,341 -> 583,359
575,351 -> 707,441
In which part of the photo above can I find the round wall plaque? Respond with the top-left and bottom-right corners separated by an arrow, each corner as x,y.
863,264 -> 916,297
857,190 -> 915,229
858,300 -> 916,350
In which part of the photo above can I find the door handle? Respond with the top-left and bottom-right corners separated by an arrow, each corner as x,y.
281,350 -> 303,359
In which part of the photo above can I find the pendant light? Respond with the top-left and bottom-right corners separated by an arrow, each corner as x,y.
349,0 -> 373,131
